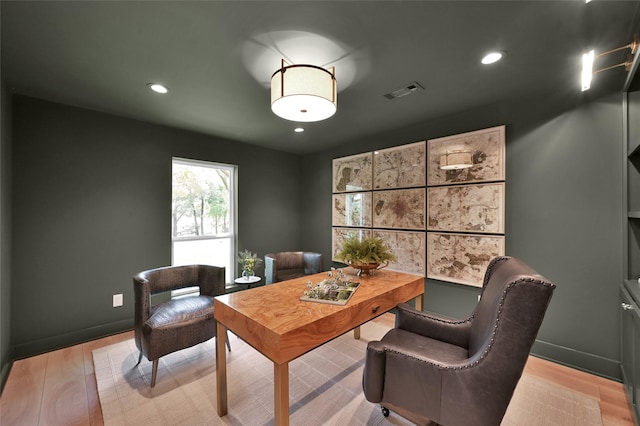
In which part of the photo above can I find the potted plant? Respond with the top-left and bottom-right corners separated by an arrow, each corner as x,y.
335,236 -> 397,276
238,249 -> 263,279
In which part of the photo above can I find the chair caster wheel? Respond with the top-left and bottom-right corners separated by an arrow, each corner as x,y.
381,406 -> 389,417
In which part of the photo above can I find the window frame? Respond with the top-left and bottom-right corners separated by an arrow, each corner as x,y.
171,157 -> 238,294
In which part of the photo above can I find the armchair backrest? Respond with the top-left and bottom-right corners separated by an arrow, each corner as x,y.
267,252 -> 304,270
468,256 -> 556,359
264,251 -> 323,284
132,264 -> 226,355
133,264 -> 226,297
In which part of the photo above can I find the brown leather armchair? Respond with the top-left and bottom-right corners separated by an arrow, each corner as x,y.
363,256 -> 556,426
133,264 -> 229,387
264,251 -> 323,284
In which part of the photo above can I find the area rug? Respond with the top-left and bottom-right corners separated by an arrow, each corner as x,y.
93,321 -> 602,426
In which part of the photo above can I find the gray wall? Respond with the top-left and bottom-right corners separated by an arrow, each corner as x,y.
301,91 -> 624,379
9,95 -> 304,358
3,87 -> 626,381
1,81 -> 13,388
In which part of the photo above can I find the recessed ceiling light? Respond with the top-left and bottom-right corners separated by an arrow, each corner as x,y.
147,83 -> 169,94
481,51 -> 505,65
294,127 -> 305,133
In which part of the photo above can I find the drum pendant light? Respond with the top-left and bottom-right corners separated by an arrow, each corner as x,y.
271,59 -> 337,122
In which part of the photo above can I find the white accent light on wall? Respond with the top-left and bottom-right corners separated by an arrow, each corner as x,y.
581,50 -> 594,91
271,59 -> 337,122
581,34 -> 638,91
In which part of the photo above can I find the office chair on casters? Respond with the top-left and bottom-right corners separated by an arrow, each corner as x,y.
362,256 -> 556,426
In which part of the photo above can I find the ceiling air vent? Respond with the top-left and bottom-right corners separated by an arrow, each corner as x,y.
384,82 -> 425,100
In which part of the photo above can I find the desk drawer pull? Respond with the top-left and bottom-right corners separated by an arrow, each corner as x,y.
372,305 -> 380,313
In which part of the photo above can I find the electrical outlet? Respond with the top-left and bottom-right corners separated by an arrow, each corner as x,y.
113,293 -> 123,307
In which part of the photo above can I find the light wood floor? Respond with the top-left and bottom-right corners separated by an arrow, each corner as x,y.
0,314 -> 636,426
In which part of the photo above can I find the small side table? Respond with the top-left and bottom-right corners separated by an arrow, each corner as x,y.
234,276 -> 261,289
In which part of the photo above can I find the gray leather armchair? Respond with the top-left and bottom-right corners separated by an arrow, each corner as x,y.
363,256 -> 556,426
264,251 -> 323,284
133,264 -> 229,387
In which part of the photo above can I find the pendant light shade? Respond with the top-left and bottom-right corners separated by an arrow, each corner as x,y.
271,60 -> 337,122
439,151 -> 473,170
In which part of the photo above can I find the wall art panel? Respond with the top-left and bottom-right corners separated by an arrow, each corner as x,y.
331,227 -> 372,261
372,188 -> 425,230
373,141 -> 426,189
427,183 -> 505,233
426,232 -> 505,287
427,125 -> 505,186
332,192 -> 372,227
374,230 -> 426,276
332,152 -> 373,193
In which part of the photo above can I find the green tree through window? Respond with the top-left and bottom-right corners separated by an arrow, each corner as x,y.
172,158 -> 236,284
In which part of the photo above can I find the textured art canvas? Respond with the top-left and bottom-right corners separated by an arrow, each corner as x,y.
427,125 -> 505,186
373,141 -> 426,189
373,188 -> 426,230
426,232 -> 505,287
332,152 -> 373,193
427,183 -> 505,233
374,230 -> 426,275
331,227 -> 372,261
332,193 -> 372,227
332,127 -> 505,281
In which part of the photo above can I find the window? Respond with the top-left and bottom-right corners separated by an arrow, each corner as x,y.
172,158 -> 236,285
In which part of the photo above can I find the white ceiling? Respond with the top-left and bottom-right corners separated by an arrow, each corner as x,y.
2,1 -> 639,154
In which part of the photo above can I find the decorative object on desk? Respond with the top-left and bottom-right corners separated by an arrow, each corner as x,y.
335,235 -> 397,276
300,269 -> 360,305
238,249 -> 262,278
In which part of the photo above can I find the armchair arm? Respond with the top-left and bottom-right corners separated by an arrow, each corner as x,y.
199,265 -> 226,297
364,337 -> 449,420
395,303 -> 471,349
264,254 -> 277,284
362,341 -> 387,402
133,274 -> 152,323
133,273 -> 152,352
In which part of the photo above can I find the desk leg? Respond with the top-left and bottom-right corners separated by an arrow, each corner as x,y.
415,294 -> 424,311
353,325 -> 361,340
274,362 -> 289,426
216,322 -> 228,416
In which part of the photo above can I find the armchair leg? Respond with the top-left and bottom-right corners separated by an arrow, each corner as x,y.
151,359 -> 159,388
135,351 -> 143,366
225,329 -> 231,352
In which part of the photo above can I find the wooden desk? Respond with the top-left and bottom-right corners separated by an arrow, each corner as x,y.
214,269 -> 424,425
